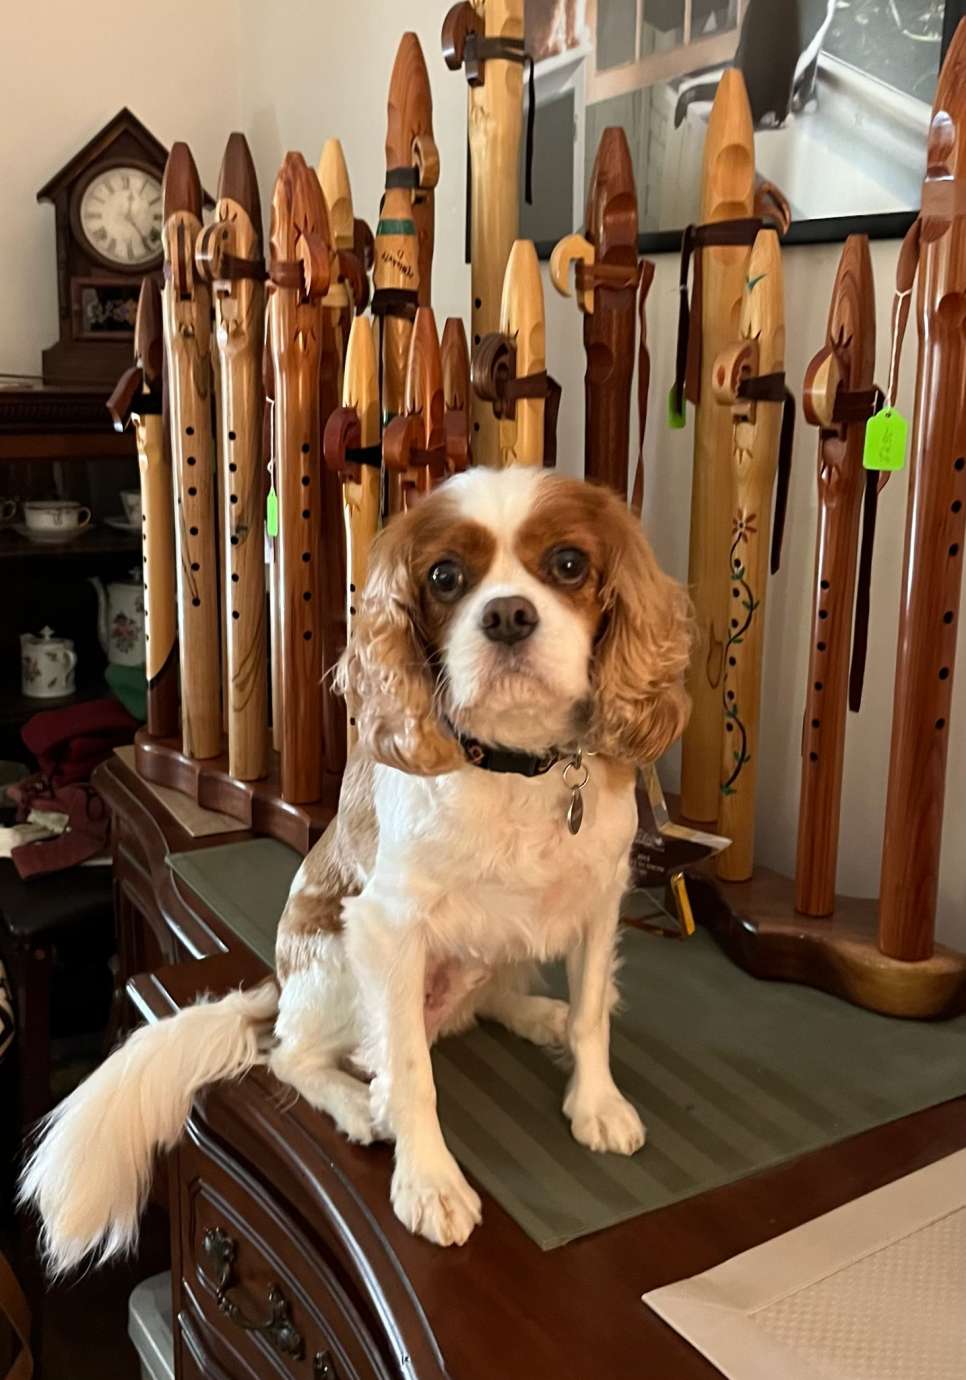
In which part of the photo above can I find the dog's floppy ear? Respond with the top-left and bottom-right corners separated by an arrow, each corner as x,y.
588,491 -> 692,764
335,504 -> 463,775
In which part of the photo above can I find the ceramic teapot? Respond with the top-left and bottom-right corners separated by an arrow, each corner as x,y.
21,627 -> 77,698
89,569 -> 145,667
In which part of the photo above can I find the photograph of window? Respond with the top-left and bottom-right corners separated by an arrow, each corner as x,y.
521,0 -> 964,250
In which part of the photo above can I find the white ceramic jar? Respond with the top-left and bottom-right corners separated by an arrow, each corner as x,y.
20,626 -> 78,698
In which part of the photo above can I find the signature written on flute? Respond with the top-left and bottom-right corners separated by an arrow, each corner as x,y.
379,249 -> 416,282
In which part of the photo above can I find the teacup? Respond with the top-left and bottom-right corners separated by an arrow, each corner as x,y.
24,499 -> 92,533
120,489 -> 142,527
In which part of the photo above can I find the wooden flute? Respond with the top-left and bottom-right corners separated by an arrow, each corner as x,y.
795,235 -> 878,918
550,126 -> 651,499
314,154 -> 368,782
267,152 -> 331,804
471,238 -> 558,468
442,317 -> 472,474
317,137 -> 373,383
107,276 -> 178,740
442,0 -> 526,467
195,133 -> 268,783
384,307 -> 462,504
879,21 -> 966,961
386,33 -> 438,308
713,228 -> 790,884
323,314 -> 381,751
160,142 -> 221,761
677,71 -> 790,824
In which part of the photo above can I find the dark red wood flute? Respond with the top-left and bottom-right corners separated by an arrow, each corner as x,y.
879,21 -> 966,960
795,235 -> 877,917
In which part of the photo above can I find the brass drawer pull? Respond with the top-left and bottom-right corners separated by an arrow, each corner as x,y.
202,1226 -> 304,1360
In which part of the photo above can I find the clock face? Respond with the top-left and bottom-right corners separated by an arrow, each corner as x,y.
78,166 -> 163,268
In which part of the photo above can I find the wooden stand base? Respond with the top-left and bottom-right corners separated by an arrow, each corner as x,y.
134,727 -> 338,855
689,867 -> 966,1020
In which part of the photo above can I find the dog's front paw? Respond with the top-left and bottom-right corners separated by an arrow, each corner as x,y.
391,1153 -> 482,1247
565,1086 -> 646,1156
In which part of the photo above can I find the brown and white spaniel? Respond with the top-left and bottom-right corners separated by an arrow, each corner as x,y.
22,465 -> 691,1266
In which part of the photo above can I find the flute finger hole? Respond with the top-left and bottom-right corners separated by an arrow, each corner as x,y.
936,719 -> 946,730
229,462 -> 237,473
939,667 -> 950,680
950,544 -> 960,557
187,456 -> 196,466
820,579 -> 830,590
955,457 -> 965,471
952,500 -> 963,514
188,486 -> 197,497
301,475 -> 310,486
229,430 -> 236,441
817,641 -> 826,651
944,611 -> 954,624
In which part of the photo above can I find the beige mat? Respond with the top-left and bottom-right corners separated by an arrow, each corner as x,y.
644,1149 -> 966,1380
113,746 -> 248,837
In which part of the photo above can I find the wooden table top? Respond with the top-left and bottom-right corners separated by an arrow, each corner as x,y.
98,754 -> 966,1380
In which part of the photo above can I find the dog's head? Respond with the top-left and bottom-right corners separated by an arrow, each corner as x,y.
337,466 -> 692,774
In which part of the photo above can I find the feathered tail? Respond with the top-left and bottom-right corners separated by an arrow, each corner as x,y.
19,981 -> 278,1276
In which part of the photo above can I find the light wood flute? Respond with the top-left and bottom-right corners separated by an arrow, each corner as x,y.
323,315 -> 381,751
443,0 -> 525,466
713,229 -> 785,884
386,34 -> 438,308
106,276 -> 178,739
471,239 -> 554,467
550,126 -> 645,497
796,235 -> 877,917
314,154 -> 368,780
879,21 -> 966,962
160,142 -> 221,760
680,71 -> 759,823
195,133 -> 268,782
267,152 -> 332,804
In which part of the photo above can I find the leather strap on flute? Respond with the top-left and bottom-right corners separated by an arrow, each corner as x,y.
674,218 -> 766,414
472,331 -> 562,465
844,222 -> 921,711
371,285 -> 419,321
734,370 -> 796,575
846,384 -> 886,713
442,5 -> 536,204
631,259 -> 656,518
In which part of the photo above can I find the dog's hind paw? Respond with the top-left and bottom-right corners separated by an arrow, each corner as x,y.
391,1153 -> 482,1247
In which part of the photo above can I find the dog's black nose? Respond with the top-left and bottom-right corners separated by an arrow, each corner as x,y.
480,596 -> 539,645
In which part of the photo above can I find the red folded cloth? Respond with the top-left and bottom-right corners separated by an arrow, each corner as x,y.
21,698 -> 137,786
7,778 -> 110,878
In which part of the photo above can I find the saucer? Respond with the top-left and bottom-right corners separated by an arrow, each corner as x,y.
15,522 -> 94,545
105,515 -> 141,533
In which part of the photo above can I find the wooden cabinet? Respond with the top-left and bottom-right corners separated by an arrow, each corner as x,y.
96,755 -> 966,1380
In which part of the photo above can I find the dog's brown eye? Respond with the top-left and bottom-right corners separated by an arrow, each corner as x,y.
428,559 -> 466,602
548,547 -> 589,586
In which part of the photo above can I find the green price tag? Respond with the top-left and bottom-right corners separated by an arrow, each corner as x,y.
266,487 -> 279,538
667,385 -> 686,431
863,406 -> 908,472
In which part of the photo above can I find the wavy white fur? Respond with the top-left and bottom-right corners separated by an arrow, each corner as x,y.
19,982 -> 277,1275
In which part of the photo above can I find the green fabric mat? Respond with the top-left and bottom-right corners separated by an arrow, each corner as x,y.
168,841 -> 966,1250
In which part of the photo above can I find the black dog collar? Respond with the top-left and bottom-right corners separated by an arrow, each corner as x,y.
452,727 -> 562,778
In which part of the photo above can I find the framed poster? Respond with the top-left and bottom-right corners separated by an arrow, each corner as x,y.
521,0 -> 966,253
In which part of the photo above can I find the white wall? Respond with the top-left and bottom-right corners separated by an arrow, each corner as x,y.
10,3 -> 960,947
0,2 -> 241,376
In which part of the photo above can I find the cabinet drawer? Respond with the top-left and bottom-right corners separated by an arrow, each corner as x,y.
177,1122 -> 393,1380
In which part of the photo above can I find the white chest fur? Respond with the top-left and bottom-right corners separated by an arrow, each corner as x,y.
367,760 -> 637,965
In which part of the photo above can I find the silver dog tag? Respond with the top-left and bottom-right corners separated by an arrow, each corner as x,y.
567,787 -> 584,836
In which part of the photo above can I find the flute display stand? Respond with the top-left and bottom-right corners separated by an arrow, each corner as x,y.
134,728 -> 337,855
685,863 -> 966,1021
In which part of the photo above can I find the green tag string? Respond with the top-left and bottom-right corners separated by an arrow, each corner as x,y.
266,485 -> 279,538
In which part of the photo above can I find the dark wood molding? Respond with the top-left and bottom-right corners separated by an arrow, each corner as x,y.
134,728 -> 337,855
